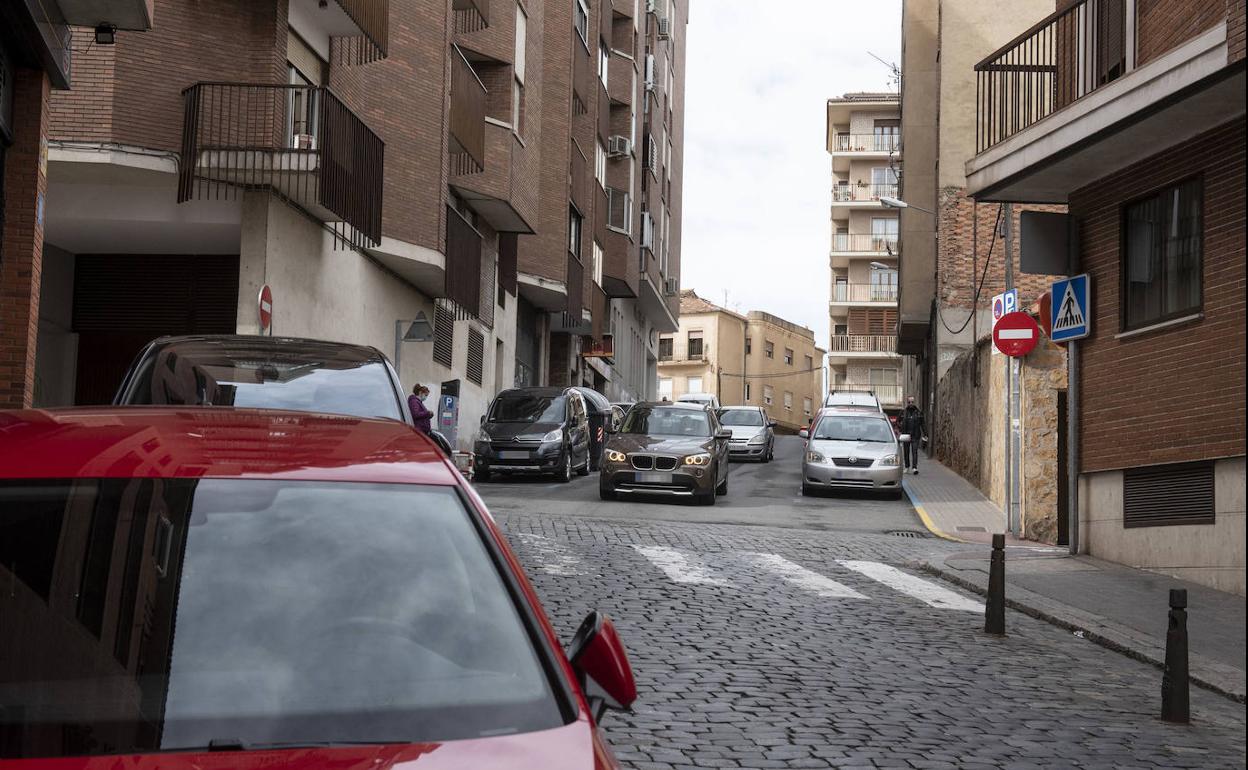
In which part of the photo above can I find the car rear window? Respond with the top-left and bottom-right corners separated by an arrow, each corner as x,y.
719,409 -> 763,427
121,346 -> 403,422
0,479 -> 567,758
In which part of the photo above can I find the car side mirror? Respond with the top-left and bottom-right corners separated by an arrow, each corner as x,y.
568,611 -> 637,722
798,428 -> 809,439
715,428 -> 732,440
479,415 -> 486,426
768,420 -> 778,428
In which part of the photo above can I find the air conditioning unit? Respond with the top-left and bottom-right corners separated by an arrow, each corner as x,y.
658,17 -> 671,39
646,0 -> 657,12
607,135 -> 632,157
663,277 -> 678,296
291,133 -> 316,150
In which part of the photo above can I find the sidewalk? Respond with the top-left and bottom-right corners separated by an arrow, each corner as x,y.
903,456 -> 1247,703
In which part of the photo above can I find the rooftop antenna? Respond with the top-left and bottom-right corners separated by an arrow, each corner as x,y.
867,50 -> 901,91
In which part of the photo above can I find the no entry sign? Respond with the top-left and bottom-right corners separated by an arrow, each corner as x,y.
993,311 -> 1040,357
258,284 -> 273,333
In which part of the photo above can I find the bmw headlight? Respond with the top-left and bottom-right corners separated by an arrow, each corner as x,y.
541,429 -> 563,443
748,433 -> 766,444
878,454 -> 900,467
807,451 -> 826,464
684,453 -> 711,466
606,449 -> 627,463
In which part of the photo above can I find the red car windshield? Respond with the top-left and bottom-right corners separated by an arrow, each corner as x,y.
0,479 -> 567,758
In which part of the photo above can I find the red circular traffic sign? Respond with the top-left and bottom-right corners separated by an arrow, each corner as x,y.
993,311 -> 1040,357
258,284 -> 273,332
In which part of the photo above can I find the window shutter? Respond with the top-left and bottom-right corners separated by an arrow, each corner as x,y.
1124,462 -> 1215,528
466,328 -> 485,385
433,303 -> 455,368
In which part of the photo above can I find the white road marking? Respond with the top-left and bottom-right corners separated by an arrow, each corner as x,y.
514,533 -> 587,576
632,545 -> 729,586
837,560 -> 982,612
745,553 -> 866,599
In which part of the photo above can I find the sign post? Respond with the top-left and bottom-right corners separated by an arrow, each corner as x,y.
1050,273 -> 1091,557
258,284 -> 273,336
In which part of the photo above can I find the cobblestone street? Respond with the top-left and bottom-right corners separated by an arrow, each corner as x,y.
478,437 -> 1247,769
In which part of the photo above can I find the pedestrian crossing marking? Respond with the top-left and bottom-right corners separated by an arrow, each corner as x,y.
1053,281 -> 1085,332
632,545 -> 729,586
837,560 -> 982,612
514,533 -> 588,576
745,553 -> 866,599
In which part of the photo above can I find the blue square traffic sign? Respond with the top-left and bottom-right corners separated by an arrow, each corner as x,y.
1050,274 -> 1091,342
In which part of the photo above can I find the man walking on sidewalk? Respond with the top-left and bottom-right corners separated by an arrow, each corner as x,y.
898,396 -> 926,475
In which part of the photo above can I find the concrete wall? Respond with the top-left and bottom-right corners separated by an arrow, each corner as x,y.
1080,458 -> 1246,595
33,245 -> 78,408
933,335 -> 1067,542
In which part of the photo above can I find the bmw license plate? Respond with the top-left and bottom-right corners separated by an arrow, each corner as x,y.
499,450 -> 530,460
638,472 -> 673,483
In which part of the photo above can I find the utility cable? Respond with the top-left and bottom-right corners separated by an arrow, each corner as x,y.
937,204 -> 1004,336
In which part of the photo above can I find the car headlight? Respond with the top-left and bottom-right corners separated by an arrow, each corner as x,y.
541,429 -> 563,443
684,453 -> 711,466
606,449 -> 627,463
878,454 -> 900,467
807,451 -> 826,464
748,433 -> 766,444
477,432 -> 491,444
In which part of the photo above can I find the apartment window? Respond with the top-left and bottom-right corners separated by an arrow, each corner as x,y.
568,206 -> 583,259
592,240 -> 604,286
1122,178 -> 1202,330
783,348 -> 794,366
870,368 -> 898,403
595,140 -> 607,188
744,382 -> 752,401
514,5 -> 527,81
804,355 -> 813,370
871,166 -> 898,196
783,392 -> 793,411
764,340 -> 774,359
687,376 -> 703,394
658,377 -> 673,398
873,119 -> 900,151
658,336 -> 673,361
687,330 -> 704,360
763,385 -> 774,406
744,337 -> 751,355
871,217 -> 898,249
573,0 -> 589,48
870,266 -> 898,301
598,38 -> 610,89
803,397 -> 813,416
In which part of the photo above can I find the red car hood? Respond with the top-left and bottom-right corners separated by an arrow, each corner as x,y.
0,720 -> 617,770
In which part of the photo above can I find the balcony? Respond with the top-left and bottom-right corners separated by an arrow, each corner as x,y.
450,121 -> 536,233
828,335 -> 898,354
966,0 -> 1240,201
830,284 -> 899,305
831,233 -> 898,253
178,82 -> 384,248
608,52 -> 635,106
290,0 -> 389,63
831,183 -> 898,204
452,0 -> 489,34
449,48 -> 487,175
830,382 -> 904,407
831,133 -> 900,154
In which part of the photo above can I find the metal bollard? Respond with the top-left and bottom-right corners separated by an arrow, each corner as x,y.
1161,588 -> 1190,723
984,533 -> 1006,636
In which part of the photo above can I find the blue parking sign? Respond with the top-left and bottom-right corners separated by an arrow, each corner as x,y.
1050,274 -> 1090,342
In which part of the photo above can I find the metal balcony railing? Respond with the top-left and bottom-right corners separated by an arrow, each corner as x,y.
831,284 -> 899,303
831,233 -> 898,252
828,335 -> 898,353
832,183 -> 898,202
453,0 -> 490,33
178,82 -> 384,248
830,382 -> 904,405
975,0 -> 1128,152
333,0 -> 390,62
832,133 -> 901,153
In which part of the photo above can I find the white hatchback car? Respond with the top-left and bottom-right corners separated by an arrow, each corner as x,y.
822,390 -> 884,413
801,408 -> 903,498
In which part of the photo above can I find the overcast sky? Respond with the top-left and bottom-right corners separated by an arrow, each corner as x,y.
680,0 -> 902,348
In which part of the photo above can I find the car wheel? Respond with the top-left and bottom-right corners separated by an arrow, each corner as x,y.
556,450 -> 572,483
716,473 -> 728,496
475,465 -> 491,483
801,483 -> 813,497
599,485 -> 616,501
576,454 -> 590,476
697,489 -> 717,506
889,488 -> 905,501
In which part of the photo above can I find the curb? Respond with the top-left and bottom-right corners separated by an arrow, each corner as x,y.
901,479 -> 967,543
912,558 -> 1247,705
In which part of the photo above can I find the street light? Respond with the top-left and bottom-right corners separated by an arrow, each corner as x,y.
879,196 -> 936,215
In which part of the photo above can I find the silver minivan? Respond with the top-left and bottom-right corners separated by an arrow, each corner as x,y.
801,408 -> 903,498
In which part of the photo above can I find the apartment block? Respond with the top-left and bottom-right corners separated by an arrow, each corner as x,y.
960,0 -> 1245,592
2,0 -> 686,445
658,290 -> 825,432
825,93 -> 907,412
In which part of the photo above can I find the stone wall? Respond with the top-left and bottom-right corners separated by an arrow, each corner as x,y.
933,334 -> 1067,543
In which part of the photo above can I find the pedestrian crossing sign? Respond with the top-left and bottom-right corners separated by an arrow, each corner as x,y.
1050,274 -> 1090,342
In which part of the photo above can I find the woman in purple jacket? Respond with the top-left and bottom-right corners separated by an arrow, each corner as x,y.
407,384 -> 433,434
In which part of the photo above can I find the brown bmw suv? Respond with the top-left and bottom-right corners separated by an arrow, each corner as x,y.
598,402 -> 731,505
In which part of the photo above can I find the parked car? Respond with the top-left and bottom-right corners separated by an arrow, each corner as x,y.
112,334 -> 454,456
822,389 -> 884,413
475,387 -> 592,482
571,386 -> 614,471
802,407 -> 904,498
718,405 -> 776,462
676,392 -> 721,410
598,402 -> 731,505
0,407 -> 636,767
